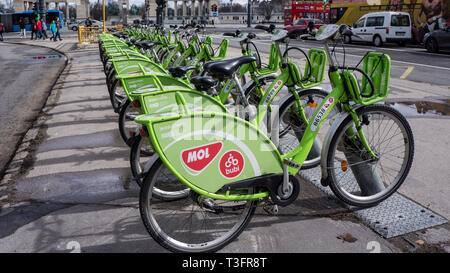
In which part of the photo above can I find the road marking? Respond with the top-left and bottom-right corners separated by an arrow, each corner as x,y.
234,39 -> 450,71
400,66 -> 414,79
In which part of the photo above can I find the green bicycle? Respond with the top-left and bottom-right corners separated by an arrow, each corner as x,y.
135,24 -> 414,253
128,28 -> 329,187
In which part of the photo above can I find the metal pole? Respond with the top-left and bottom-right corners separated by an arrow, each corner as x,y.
103,0 -> 106,32
38,0 -> 46,22
247,0 -> 251,27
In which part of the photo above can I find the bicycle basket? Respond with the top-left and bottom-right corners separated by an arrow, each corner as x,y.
343,52 -> 391,106
304,48 -> 327,85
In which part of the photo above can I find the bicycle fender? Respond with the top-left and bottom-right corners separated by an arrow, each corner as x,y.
320,105 -> 364,186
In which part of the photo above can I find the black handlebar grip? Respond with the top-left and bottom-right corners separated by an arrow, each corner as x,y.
223,32 -> 236,37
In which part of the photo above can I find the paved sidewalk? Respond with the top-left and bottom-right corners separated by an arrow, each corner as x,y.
0,36 -> 448,253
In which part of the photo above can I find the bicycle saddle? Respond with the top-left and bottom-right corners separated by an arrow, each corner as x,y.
190,76 -> 218,91
168,65 -> 196,78
130,38 -> 145,44
139,41 -> 163,49
206,56 -> 257,80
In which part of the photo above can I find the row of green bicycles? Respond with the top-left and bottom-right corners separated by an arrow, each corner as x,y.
98,24 -> 414,253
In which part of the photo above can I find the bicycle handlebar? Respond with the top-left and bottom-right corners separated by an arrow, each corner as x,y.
254,24 -> 276,33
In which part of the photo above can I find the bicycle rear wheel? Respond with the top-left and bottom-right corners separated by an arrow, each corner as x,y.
139,158 -> 257,253
130,134 -> 154,187
326,104 -> 414,207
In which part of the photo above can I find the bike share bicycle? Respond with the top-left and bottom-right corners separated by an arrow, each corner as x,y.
127,26 -> 331,187
134,24 -> 414,253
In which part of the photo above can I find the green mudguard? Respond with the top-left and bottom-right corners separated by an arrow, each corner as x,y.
130,89 -> 228,115
134,112 -> 283,198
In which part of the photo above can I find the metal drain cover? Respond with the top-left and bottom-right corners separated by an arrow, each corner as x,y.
298,166 -> 448,238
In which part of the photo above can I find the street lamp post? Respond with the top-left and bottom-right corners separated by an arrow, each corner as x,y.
247,0 -> 251,27
156,0 -> 166,26
102,0 -> 106,32
38,0 -> 46,22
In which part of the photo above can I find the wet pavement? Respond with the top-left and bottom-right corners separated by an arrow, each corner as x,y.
0,43 -> 66,178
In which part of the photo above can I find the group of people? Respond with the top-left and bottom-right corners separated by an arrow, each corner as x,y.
17,17 -> 62,42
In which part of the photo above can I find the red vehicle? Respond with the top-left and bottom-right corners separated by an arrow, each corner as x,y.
284,18 -> 325,33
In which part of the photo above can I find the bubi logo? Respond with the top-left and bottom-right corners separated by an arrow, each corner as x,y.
181,142 -> 222,174
219,151 -> 245,179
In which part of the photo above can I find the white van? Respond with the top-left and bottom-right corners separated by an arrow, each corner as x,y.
346,12 -> 412,47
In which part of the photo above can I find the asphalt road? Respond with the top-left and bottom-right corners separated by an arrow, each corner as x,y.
0,43 -> 66,177
207,29 -> 450,87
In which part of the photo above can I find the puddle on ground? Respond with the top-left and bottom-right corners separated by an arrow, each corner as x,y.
385,98 -> 450,118
21,55 -> 64,64
29,55 -> 63,60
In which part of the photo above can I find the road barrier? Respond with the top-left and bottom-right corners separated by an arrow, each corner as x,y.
78,26 -> 123,44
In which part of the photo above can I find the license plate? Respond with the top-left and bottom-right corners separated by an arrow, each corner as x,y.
396,32 -> 405,36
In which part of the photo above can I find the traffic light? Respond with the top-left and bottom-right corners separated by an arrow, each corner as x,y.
32,1 -> 38,11
156,0 -> 166,8
211,4 -> 217,12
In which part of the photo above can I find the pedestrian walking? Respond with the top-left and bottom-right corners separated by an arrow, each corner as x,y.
41,19 -> 48,40
85,17 -> 92,27
0,20 -> 4,41
54,18 -> 62,41
35,19 -> 43,40
31,19 -> 36,40
49,20 -> 56,40
19,19 -> 26,38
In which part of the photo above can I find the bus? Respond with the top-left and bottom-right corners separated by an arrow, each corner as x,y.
0,10 -> 64,32
284,1 -> 331,25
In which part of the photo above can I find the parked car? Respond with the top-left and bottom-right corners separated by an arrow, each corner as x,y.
68,19 -> 102,31
284,18 -> 324,34
67,19 -> 82,31
424,25 -> 450,53
345,11 -> 412,47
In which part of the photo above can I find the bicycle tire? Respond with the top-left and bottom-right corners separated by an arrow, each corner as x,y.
326,104 -> 414,207
139,157 -> 257,253
278,88 -> 339,169
109,76 -> 126,113
130,134 -> 154,187
246,41 -> 262,70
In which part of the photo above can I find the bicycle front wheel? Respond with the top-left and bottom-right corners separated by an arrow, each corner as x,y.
326,104 -> 414,207
139,158 -> 257,253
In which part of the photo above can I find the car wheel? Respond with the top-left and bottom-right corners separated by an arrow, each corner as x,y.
344,35 -> 352,44
72,26 -> 78,31
426,38 -> 439,53
373,35 -> 383,47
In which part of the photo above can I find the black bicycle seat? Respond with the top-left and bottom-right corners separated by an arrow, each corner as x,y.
168,65 -> 196,78
130,38 -> 145,44
190,76 -> 218,91
206,56 -> 256,79
139,41 -> 163,49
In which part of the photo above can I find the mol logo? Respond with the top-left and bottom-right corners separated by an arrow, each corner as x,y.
219,150 -> 245,179
181,142 -> 223,174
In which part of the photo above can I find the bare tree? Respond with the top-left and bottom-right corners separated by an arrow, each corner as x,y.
258,0 -> 274,22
